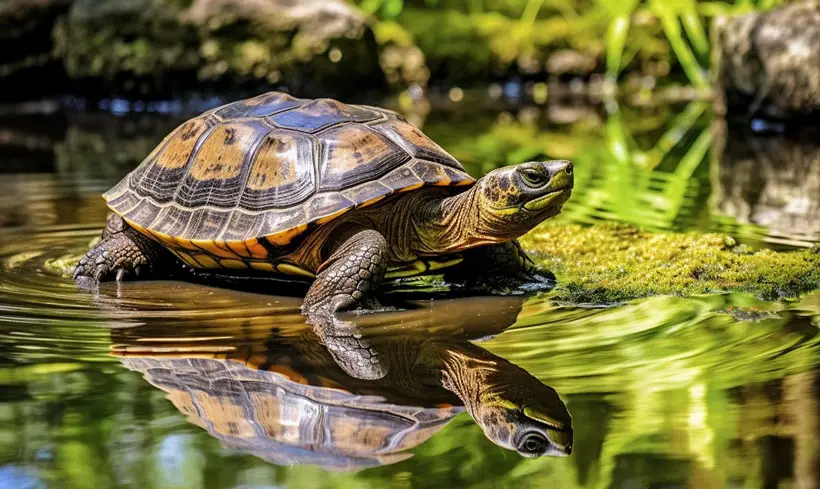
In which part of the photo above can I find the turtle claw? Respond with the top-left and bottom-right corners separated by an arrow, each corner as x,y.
73,233 -> 151,284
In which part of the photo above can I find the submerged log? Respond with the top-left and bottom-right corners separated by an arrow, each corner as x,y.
713,0 -> 820,121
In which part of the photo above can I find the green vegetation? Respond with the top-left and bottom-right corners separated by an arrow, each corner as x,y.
523,223 -> 820,303
353,0 -> 784,86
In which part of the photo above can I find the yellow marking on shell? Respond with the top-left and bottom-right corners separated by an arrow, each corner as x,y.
315,208 -> 351,225
243,353 -> 270,369
247,133 -> 301,191
433,175 -> 452,186
227,241 -> 250,257
267,365 -> 310,384
244,238 -> 269,259
155,118 -> 210,169
276,263 -> 315,278
323,125 -> 397,177
195,391 -> 255,437
398,181 -> 425,193
190,240 -> 235,259
173,237 -> 200,251
188,123 -> 253,181
249,262 -> 276,273
385,260 -> 428,279
219,259 -> 248,270
454,177 -> 474,186
193,254 -> 220,269
264,224 -> 307,245
166,391 -> 207,428
175,251 -> 201,268
213,240 -> 241,258
358,195 -> 387,208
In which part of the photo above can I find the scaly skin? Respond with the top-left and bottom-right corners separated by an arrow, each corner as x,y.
301,227 -> 390,379
74,214 -> 173,284
452,240 -> 555,285
76,161 -> 573,321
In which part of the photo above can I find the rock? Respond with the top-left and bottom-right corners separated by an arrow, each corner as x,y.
44,0 -> 385,98
713,119 -> 820,244
713,0 -> 820,120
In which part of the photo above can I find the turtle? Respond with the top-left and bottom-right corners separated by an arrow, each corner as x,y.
109,292 -> 573,466
73,91 -> 574,318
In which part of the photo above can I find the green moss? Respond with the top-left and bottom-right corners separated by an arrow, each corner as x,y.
521,223 -> 820,303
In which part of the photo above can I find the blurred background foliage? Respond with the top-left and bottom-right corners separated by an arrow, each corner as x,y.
0,0 -> 790,101
350,0 -> 784,87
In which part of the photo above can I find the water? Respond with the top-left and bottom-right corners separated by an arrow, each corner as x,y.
1,94 -> 819,489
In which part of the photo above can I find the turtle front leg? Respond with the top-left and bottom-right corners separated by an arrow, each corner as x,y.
73,214 -> 172,284
302,228 -> 389,380
447,240 -> 556,291
301,228 -> 388,315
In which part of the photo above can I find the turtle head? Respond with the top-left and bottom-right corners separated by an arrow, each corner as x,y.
471,160 -> 573,240
442,348 -> 573,457
470,376 -> 574,457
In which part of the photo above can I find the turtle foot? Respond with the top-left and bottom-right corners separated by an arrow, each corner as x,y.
307,313 -> 389,380
73,233 -> 152,284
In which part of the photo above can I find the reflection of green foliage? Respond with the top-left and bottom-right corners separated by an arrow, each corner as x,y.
2,291 -> 819,488
523,222 -> 820,303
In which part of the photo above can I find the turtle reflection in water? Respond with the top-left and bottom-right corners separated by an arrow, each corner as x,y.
109,288 -> 572,469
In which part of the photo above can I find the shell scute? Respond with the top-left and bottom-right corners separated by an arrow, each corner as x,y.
183,209 -> 231,241
222,212 -> 265,242
176,121 -> 269,209
319,125 -> 410,191
379,166 -> 425,193
341,180 -> 394,208
375,119 -> 462,169
258,207 -> 308,239
269,98 -> 379,133
304,192 -> 357,223
214,92 -> 305,120
154,206 -> 194,238
123,199 -> 162,229
131,117 -> 214,203
241,130 -> 315,209
107,190 -> 142,215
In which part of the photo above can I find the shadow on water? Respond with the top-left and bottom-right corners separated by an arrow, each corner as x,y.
1,97 -> 820,488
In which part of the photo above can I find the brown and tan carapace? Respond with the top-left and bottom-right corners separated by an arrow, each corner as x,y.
74,91 -> 574,318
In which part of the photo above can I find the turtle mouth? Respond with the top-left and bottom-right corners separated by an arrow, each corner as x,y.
522,186 -> 572,212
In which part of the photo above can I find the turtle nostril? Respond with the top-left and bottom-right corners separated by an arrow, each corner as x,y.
564,164 -> 573,176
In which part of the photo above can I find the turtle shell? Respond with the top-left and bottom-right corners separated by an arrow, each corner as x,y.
119,356 -> 462,471
103,92 -> 474,269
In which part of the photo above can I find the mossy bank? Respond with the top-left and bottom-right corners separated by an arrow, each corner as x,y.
522,223 -> 820,304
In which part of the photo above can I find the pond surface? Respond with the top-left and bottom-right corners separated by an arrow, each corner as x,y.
1,93 -> 819,489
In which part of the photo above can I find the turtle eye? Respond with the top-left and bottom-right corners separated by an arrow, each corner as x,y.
518,433 -> 548,456
519,168 -> 549,187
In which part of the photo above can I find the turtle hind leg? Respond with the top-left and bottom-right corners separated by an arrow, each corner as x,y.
73,214 -> 172,284
445,240 -> 556,292
301,227 -> 389,380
